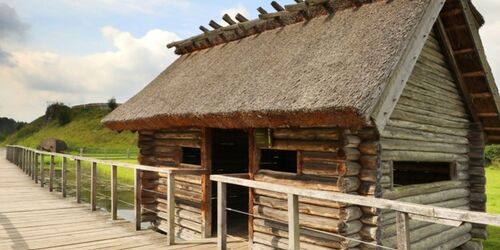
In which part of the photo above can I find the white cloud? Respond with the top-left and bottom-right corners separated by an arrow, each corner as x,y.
0,26 -> 180,122
220,4 -> 250,25
475,1 -> 500,85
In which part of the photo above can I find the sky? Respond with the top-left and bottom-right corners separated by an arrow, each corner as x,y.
0,0 -> 499,122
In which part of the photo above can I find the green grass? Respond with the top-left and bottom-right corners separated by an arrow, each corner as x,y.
485,165 -> 500,249
1,107 -> 137,150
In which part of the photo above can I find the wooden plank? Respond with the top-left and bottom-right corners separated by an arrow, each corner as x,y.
61,157 -> 67,197
396,212 -> 410,250
91,162 -> 97,211
49,155 -> 55,192
200,127 -> 212,238
111,164 -> 117,220
167,173 -> 176,245
217,182 -> 227,250
76,160 -> 82,203
287,194 -> 300,250
40,154 -> 45,187
134,168 -> 142,230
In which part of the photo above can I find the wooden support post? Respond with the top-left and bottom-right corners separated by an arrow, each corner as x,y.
167,173 -> 176,245
201,128 -> 212,238
34,153 -> 38,183
288,194 -> 300,250
248,128 -> 261,247
49,155 -> 55,192
134,168 -> 142,230
111,164 -> 118,220
40,154 -> 45,187
62,157 -> 67,197
396,212 -> 410,250
91,162 -> 97,211
28,151 -> 32,177
217,182 -> 227,250
21,149 -> 25,172
76,160 -> 82,203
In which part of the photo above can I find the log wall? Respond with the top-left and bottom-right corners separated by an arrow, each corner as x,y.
251,128 -> 364,249
375,30 -> 482,249
137,129 -> 206,240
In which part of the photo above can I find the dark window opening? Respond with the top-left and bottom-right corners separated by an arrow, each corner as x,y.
393,161 -> 453,186
181,147 -> 201,165
260,149 -> 297,173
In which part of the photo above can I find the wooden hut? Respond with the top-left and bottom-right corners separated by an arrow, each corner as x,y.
103,0 -> 499,249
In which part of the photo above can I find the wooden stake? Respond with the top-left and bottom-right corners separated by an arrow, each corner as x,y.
40,154 -> 45,187
134,168 -> 142,230
111,164 -> 117,220
61,157 -> 67,197
217,182 -> 227,250
76,160 -> 81,203
49,155 -> 55,192
167,173 -> 176,245
91,162 -> 97,211
288,193 -> 300,250
396,212 -> 410,250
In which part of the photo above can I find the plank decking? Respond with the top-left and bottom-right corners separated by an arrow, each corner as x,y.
0,149 -> 247,250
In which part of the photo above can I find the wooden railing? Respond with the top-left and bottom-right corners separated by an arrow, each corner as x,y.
211,174 -> 500,250
5,145 -> 207,246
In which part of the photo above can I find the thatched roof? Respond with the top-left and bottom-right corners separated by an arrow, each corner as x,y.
103,0 -> 438,131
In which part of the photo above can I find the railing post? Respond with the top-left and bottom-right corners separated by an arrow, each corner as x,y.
61,157 -> 67,197
217,181 -> 227,250
167,172 -> 176,245
396,212 -> 411,250
91,161 -> 97,211
288,194 -> 300,250
28,151 -> 32,177
21,149 -> 25,172
49,155 -> 55,192
134,168 -> 142,230
34,153 -> 38,183
111,164 -> 117,220
76,160 -> 82,203
40,154 -> 45,187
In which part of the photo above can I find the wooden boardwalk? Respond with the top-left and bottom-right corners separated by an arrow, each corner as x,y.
0,149 -> 247,250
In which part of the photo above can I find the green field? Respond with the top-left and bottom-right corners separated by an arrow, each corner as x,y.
485,165 -> 500,249
1,107 -> 137,150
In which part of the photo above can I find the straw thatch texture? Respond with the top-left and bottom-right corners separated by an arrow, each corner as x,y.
103,0 -> 432,131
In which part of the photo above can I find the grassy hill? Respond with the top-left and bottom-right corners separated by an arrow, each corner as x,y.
1,106 -> 137,151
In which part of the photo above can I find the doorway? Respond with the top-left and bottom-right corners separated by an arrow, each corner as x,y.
211,129 -> 249,237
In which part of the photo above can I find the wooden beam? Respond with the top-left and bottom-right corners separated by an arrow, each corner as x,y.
61,157 -> 67,197
436,18 -> 480,123
166,173 -> 176,245
209,20 -> 222,29
257,7 -> 268,15
199,26 -> 210,33
217,182 -> 227,250
288,194 -> 300,250
40,155 -> 45,187
471,92 -> 492,98
446,25 -> 467,32
91,162 -> 97,211
483,127 -> 500,132
462,71 -> 485,78
200,128 -> 212,238
453,48 -> 475,55
76,160 -> 81,203
235,13 -> 249,22
134,168 -> 142,231
222,14 -> 236,25
111,164 -> 117,220
396,212 -> 410,250
271,1 -> 285,11
49,155 -> 55,192
478,113 -> 498,118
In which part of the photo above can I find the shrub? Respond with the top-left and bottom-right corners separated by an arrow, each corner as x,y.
485,144 -> 500,163
107,97 -> 118,111
45,102 -> 72,126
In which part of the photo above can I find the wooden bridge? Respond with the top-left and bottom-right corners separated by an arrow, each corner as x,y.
4,145 -> 500,250
0,148 -> 247,250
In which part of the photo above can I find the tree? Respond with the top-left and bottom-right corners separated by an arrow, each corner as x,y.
45,102 -> 72,126
107,97 -> 118,111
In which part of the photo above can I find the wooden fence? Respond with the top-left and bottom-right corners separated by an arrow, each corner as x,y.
5,145 -> 206,246
211,174 -> 500,250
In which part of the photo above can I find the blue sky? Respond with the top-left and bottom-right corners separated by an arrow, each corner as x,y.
0,0 -> 499,122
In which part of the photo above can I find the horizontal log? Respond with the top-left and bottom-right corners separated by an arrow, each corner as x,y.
358,142 -> 379,155
381,150 -> 468,162
386,119 -> 469,137
381,138 -> 468,154
359,225 -> 377,241
302,151 -> 345,164
154,139 -> 201,148
254,189 -> 346,208
302,161 -> 361,177
271,139 -> 338,152
410,224 -> 471,250
272,128 -> 338,141
156,206 -> 201,223
344,135 -> 361,148
381,126 -> 469,144
391,108 -> 469,129
253,218 -> 361,248
359,156 -> 378,169
156,213 -> 202,233
382,181 -> 466,199
359,169 -> 378,183
253,231 -> 333,250
255,169 -> 360,193
154,131 -> 201,140
254,205 -> 362,234
254,195 -> 362,221
343,148 -> 360,161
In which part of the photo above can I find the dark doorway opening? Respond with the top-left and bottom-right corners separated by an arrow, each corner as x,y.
260,149 -> 297,173
393,161 -> 453,186
211,129 -> 249,238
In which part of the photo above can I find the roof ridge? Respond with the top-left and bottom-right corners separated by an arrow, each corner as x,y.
167,0 -> 380,55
